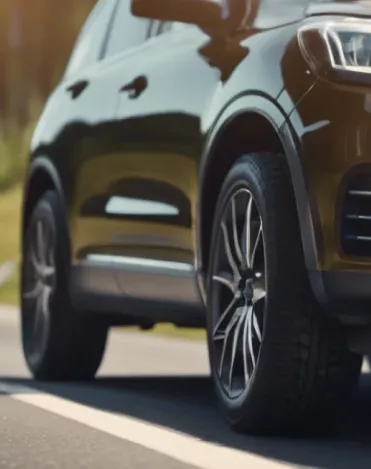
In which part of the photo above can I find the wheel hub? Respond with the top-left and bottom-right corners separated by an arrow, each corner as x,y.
242,278 -> 254,303
238,268 -> 254,302
210,188 -> 266,399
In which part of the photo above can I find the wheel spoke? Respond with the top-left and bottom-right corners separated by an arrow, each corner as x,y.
244,195 -> 253,267
213,333 -> 225,341
43,265 -> 55,278
247,305 -> 256,368
252,309 -> 262,342
228,304 -> 247,390
231,197 -> 243,263
251,221 -> 262,268
221,221 -> 239,279
213,293 -> 240,339
36,220 -> 46,264
218,310 -> 240,377
31,247 -> 42,277
41,286 -> 52,318
212,272 -> 235,294
32,291 -> 43,336
242,305 -> 253,384
253,286 -> 266,304
31,244 -> 55,279
23,280 -> 43,300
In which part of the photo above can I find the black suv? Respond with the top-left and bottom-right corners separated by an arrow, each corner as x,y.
21,0 -> 371,435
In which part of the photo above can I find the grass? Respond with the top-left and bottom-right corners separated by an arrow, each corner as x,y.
0,184 -> 21,305
0,185 -> 206,340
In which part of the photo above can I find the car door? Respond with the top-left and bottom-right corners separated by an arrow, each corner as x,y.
63,0 -> 153,299
34,0 -> 125,298
105,0 -> 315,319
36,0 -> 118,167
103,18 -> 222,318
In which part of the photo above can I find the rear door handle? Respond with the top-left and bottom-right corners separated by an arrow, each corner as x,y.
120,75 -> 148,99
66,80 -> 89,99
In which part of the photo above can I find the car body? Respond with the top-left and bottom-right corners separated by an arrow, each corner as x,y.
21,0 -> 371,434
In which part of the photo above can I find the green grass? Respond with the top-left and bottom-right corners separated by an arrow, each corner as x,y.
0,185 -> 206,340
0,184 -> 21,305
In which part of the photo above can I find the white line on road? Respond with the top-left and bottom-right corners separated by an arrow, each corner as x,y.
0,381 -> 292,469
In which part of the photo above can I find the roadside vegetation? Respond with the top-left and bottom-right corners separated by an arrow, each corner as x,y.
0,184 -> 21,305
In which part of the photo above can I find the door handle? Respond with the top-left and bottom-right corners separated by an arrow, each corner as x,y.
66,80 -> 89,99
120,75 -> 148,99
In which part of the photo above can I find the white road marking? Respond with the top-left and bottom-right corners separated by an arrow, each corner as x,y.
0,381 -> 293,469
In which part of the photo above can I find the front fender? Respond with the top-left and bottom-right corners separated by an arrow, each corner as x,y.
22,157 -> 67,236
196,93 -> 322,302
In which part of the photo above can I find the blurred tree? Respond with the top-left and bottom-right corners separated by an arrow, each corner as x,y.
1,0 -> 97,125
0,0 -> 97,188
0,3 -> 7,120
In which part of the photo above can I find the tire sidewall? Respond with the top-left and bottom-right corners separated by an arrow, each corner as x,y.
206,155 -> 285,426
21,191 -> 70,376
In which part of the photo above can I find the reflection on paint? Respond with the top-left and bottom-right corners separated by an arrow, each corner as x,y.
105,196 -> 179,216
87,254 -> 194,272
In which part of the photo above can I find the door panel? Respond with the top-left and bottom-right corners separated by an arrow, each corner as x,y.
70,0 -> 152,268
59,58 -> 129,300
64,59 -> 130,263
107,26 -> 219,309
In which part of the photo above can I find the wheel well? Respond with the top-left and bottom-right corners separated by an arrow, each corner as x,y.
200,112 -> 285,274
23,168 -> 56,237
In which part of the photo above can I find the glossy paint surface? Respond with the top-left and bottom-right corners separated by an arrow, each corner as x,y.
26,0 -> 371,322
291,69 -> 371,271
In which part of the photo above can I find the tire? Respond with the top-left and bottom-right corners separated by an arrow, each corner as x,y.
21,190 -> 108,381
206,153 -> 362,435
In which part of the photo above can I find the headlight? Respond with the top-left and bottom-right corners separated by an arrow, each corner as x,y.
298,18 -> 371,84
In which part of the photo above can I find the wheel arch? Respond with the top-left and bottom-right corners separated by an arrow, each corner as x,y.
22,157 -> 65,241
197,95 -> 321,302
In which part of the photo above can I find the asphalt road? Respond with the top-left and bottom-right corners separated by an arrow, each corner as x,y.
1,305 -> 371,469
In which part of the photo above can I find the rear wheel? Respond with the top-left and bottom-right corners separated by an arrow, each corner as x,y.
21,190 -> 108,380
207,153 -> 362,435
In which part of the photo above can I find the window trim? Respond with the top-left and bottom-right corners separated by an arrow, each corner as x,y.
99,0 -> 121,60
147,20 -> 161,40
64,0 -> 119,79
101,0 -> 153,61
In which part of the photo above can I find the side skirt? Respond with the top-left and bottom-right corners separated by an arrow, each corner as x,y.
69,256 -> 206,327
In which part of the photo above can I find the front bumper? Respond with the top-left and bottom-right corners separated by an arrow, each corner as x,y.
286,76 -> 371,319
310,270 -> 371,322
292,76 -> 371,272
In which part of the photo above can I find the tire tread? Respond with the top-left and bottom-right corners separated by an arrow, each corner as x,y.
208,153 -> 361,435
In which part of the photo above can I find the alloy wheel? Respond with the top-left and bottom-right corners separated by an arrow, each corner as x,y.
210,188 -> 266,399
22,216 -> 56,366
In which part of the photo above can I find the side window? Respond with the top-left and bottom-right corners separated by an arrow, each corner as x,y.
159,22 -> 172,34
65,0 -> 117,77
148,21 -> 171,38
104,0 -> 151,58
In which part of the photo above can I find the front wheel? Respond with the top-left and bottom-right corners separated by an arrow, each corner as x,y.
21,190 -> 108,381
206,153 -> 362,435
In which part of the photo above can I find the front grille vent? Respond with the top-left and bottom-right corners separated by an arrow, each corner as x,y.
341,174 -> 371,257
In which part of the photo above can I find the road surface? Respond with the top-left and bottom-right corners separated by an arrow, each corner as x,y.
1,305 -> 371,469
